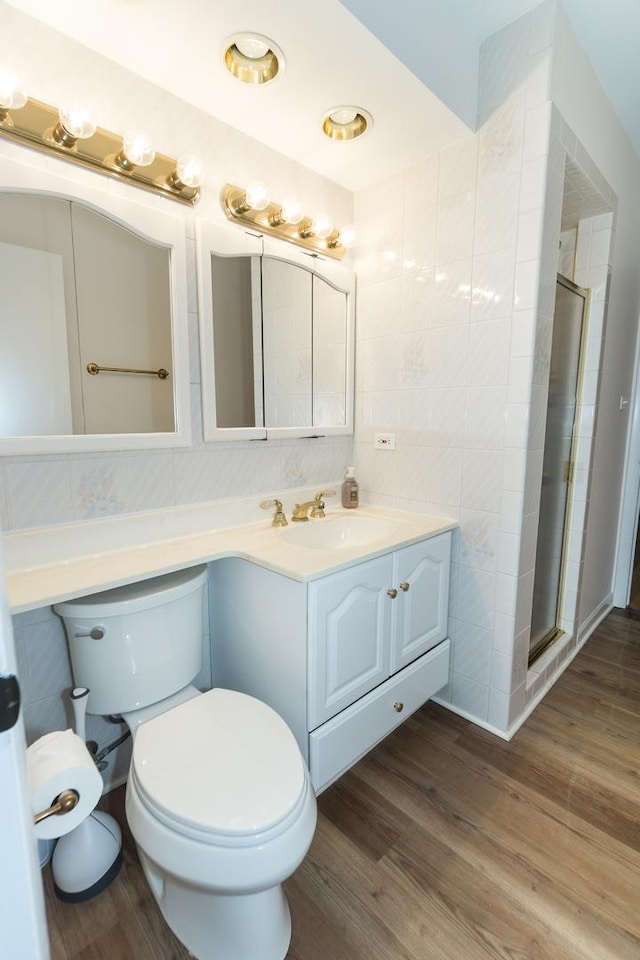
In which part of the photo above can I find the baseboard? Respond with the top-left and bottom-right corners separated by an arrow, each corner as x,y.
504,592 -> 614,739
434,593 -> 615,742
102,772 -> 128,796
431,696 -> 512,741
578,592 -> 615,641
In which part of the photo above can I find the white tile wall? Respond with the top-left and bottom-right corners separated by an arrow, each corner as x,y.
354,3 -> 615,735
452,620 -> 492,685
356,24 -> 546,728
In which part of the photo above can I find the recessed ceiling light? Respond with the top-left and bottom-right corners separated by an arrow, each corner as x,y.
223,33 -> 284,85
321,106 -> 372,141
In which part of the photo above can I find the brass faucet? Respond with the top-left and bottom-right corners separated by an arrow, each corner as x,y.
291,489 -> 336,522
260,498 -> 288,527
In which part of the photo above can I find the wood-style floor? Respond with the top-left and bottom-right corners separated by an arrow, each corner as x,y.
43,608 -> 640,959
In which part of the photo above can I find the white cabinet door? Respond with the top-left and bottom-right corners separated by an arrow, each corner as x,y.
391,534 -> 451,673
308,555 -> 392,728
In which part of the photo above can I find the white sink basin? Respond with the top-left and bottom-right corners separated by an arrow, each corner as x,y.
280,514 -> 399,550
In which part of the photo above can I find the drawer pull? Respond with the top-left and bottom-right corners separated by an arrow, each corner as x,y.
399,581 -> 410,592
393,701 -> 404,713
387,588 -> 398,599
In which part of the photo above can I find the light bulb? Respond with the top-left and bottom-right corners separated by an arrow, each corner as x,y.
235,37 -> 270,59
338,224 -> 356,248
0,72 -> 27,111
312,213 -> 333,240
175,153 -> 204,188
329,108 -> 358,125
122,129 -> 155,167
322,106 -> 371,141
280,198 -> 303,225
224,33 -> 283,85
59,104 -> 96,140
244,180 -> 269,211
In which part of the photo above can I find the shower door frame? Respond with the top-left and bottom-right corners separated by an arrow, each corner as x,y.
529,274 -> 590,666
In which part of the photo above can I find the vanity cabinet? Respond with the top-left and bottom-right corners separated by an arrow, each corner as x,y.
210,532 -> 451,793
308,537 -> 450,727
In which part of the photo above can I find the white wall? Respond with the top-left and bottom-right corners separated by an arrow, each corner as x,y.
338,0 -> 480,128
550,6 -> 640,615
352,2 -> 557,733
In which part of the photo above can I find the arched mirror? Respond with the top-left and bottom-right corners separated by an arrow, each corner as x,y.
0,154 -> 191,454
196,221 -> 354,441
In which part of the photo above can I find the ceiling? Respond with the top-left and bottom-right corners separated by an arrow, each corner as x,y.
3,0 -> 640,191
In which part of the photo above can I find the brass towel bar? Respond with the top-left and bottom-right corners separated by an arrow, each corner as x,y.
86,362 -> 169,380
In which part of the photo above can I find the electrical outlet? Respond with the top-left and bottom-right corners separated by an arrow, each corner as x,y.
374,432 -> 396,450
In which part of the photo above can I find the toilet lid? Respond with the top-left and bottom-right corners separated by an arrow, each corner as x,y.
131,688 -> 307,838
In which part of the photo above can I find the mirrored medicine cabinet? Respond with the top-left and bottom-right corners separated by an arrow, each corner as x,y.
196,221 -> 355,442
0,153 -> 191,455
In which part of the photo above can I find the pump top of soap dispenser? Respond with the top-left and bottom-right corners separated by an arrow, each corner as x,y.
345,466 -> 355,478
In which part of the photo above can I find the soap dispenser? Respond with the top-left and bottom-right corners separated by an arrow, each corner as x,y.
341,466 -> 359,509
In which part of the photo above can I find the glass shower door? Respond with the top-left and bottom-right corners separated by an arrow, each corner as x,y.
529,276 -> 587,664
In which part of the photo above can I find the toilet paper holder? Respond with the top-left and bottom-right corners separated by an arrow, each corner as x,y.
33,788 -> 79,825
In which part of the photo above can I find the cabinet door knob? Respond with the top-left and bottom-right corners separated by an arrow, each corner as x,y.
387,588 -> 398,599
393,701 -> 404,713
399,581 -> 410,592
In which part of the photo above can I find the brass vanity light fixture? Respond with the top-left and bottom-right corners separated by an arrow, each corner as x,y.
0,75 -> 203,204
223,33 -> 284,85
299,213 -> 333,240
52,102 -> 97,146
221,182 -> 356,260
321,106 -> 372,142
113,128 -> 156,171
0,71 -> 27,117
269,197 -> 303,227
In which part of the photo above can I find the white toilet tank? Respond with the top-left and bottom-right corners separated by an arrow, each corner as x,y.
54,565 -> 208,716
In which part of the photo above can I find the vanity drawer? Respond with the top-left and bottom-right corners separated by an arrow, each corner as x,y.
309,638 -> 450,793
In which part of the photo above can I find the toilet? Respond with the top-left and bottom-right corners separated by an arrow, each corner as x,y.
54,564 -> 317,960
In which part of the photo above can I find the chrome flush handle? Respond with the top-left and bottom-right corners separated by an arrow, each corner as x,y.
73,627 -> 105,639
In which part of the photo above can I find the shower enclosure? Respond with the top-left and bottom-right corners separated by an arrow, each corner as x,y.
529,275 -> 588,664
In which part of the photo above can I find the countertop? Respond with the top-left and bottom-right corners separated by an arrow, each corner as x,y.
3,494 -> 457,613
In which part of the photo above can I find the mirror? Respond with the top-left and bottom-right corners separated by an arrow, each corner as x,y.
197,222 -> 354,441
0,154 -> 191,454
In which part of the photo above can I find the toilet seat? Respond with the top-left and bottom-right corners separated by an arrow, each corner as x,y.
131,688 -> 307,845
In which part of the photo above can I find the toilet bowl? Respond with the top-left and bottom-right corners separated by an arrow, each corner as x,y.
54,565 -> 317,960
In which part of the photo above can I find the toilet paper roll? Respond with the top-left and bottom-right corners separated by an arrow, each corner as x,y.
27,729 -> 103,840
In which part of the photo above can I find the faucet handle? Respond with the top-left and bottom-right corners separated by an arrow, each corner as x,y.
310,489 -> 336,519
260,498 -> 288,527
314,488 -> 336,501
